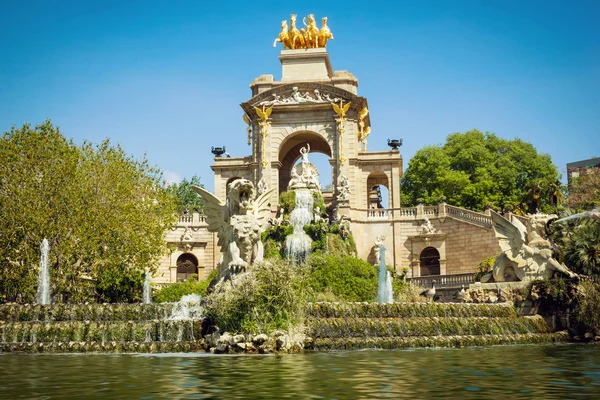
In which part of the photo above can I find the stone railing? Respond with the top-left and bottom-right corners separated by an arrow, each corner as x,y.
422,206 -> 439,217
358,204 -> 491,229
397,207 -> 417,217
366,208 -> 392,219
407,272 -> 477,289
177,212 -> 207,225
445,205 -> 492,229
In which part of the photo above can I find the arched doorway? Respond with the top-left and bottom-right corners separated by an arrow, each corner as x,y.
366,171 -> 389,215
176,253 -> 199,281
278,131 -> 333,194
420,247 -> 440,276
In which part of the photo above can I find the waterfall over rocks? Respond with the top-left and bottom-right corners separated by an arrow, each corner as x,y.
284,143 -> 321,264
169,294 -> 203,320
285,189 -> 314,263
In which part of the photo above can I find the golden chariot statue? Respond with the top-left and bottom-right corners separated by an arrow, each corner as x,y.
274,14 -> 334,49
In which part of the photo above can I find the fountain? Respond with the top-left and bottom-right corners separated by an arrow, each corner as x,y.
285,189 -> 314,263
36,239 -> 51,305
377,244 -> 393,303
284,144 -> 320,263
169,294 -> 203,320
143,269 -> 151,304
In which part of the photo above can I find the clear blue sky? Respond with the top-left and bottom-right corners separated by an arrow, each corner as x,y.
1,0 -> 598,192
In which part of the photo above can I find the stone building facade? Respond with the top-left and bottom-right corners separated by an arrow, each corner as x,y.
155,46 -> 509,283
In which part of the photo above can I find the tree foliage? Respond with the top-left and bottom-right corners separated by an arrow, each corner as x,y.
567,168 -> 600,211
306,254 -> 378,302
552,220 -> 600,277
401,130 -> 561,213
0,121 -> 177,303
168,175 -> 204,212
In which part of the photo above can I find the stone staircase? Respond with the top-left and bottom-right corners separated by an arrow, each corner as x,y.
304,302 -> 568,350
0,303 -> 204,353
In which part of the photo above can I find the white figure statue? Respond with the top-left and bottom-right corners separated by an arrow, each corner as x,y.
420,217 -> 437,234
336,175 -> 350,202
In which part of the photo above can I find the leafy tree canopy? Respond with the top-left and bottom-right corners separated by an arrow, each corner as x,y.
168,175 -> 204,212
567,168 -> 600,211
401,130 -> 561,213
0,121 -> 177,303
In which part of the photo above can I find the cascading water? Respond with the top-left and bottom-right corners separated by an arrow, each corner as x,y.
36,239 -> 51,305
169,294 -> 203,320
377,245 -> 394,303
143,269 -> 151,304
284,189 -> 314,263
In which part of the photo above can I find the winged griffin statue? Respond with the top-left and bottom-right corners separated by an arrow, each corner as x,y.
482,211 -> 577,282
192,179 -> 275,280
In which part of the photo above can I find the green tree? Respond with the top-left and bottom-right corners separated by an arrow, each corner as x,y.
169,175 -> 204,213
567,168 -> 600,211
553,220 -> 600,277
0,121 -> 177,303
401,130 -> 561,213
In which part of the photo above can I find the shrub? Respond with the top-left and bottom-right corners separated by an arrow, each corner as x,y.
279,191 -> 296,215
575,279 -> 600,336
203,260 -> 308,334
154,270 -> 217,303
263,239 -> 283,260
306,254 -> 377,302
475,256 -> 496,281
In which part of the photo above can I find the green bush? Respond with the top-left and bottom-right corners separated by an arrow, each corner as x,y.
95,264 -> 144,303
263,239 -> 283,260
154,270 -> 217,303
203,260 -> 308,334
279,191 -> 296,215
474,256 -> 496,281
306,254 -> 377,302
575,279 -> 600,336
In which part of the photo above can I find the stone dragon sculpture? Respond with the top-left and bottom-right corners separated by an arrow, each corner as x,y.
192,179 -> 275,280
482,211 -> 577,282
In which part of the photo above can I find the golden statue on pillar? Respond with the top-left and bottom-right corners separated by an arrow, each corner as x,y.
254,105 -> 273,168
333,100 -> 351,166
357,106 -> 370,151
243,114 -> 252,146
274,14 -> 334,49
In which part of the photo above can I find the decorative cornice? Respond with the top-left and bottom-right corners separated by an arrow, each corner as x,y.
241,83 -> 368,122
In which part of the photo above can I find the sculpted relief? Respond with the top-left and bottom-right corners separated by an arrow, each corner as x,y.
482,211 -> 577,283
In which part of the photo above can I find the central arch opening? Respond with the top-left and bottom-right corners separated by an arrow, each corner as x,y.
278,131 -> 333,195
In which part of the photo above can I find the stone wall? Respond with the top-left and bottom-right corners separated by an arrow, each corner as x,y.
154,213 -> 217,284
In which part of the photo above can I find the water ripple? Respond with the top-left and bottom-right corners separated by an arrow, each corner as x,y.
0,344 -> 599,399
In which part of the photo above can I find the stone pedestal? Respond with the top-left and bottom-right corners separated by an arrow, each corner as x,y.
279,48 -> 333,81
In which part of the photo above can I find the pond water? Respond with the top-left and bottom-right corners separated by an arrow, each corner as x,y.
1,344 -> 600,399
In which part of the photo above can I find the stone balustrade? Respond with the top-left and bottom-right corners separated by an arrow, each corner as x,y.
356,203 -> 494,230
177,212 -> 207,225
445,205 -> 492,228
407,272 -> 477,289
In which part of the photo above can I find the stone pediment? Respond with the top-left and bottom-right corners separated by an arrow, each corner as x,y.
241,83 -> 367,118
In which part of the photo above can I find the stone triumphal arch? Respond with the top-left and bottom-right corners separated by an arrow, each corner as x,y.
155,15 -> 504,283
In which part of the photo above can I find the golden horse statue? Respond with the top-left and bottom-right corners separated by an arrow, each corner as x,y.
273,20 -> 291,49
302,14 -> 319,48
318,17 -> 334,47
273,14 -> 334,49
289,14 -> 305,49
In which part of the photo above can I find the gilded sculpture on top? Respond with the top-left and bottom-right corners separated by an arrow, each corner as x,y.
274,14 -> 334,49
